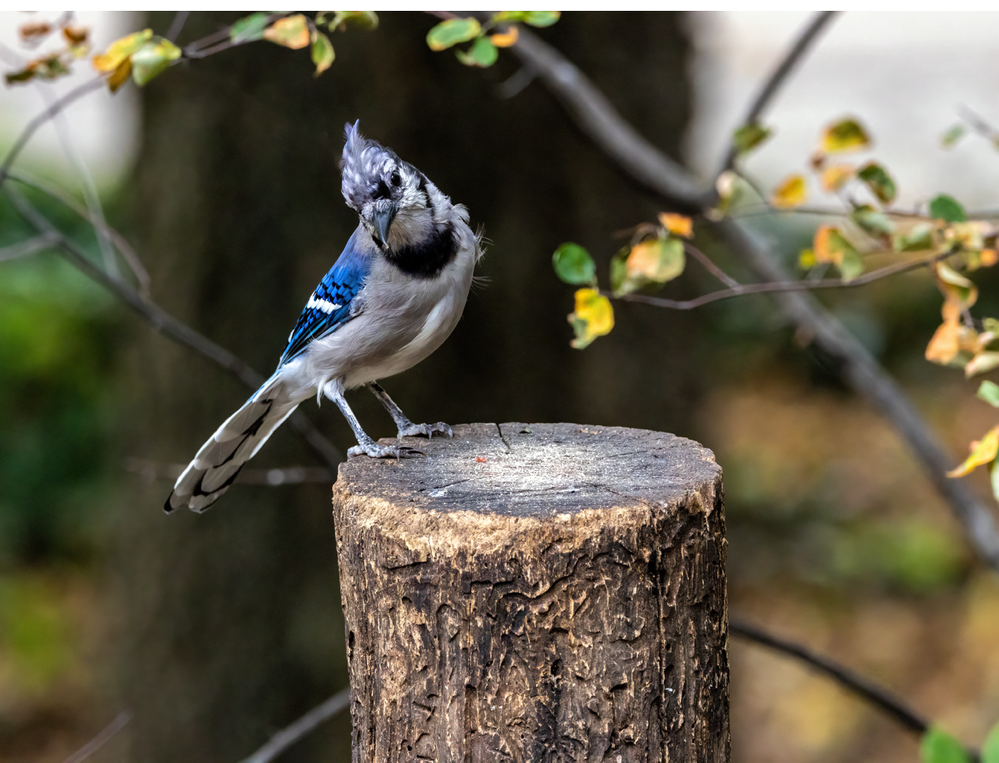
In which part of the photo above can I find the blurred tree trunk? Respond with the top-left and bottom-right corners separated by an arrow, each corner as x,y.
108,11 -> 696,762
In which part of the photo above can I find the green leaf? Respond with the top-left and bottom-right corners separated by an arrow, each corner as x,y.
893,222 -> 934,252
991,459 -> 999,504
426,18 -> 481,51
983,719 -> 999,763
851,205 -> 894,237
920,727 -> 972,763
821,118 -> 871,154
311,31 -> 335,75
456,36 -> 498,67
929,194 -> 967,223
942,124 -> 966,148
979,381 -> 999,408
733,123 -> 772,155
522,11 -> 561,27
610,248 -> 629,294
626,237 -> 685,284
325,11 -> 378,30
857,161 -> 896,205
231,12 -> 271,43
130,38 -> 182,86
553,243 -> 596,285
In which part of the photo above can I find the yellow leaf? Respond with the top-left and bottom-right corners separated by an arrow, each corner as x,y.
93,29 -> 152,73
820,164 -> 853,193
820,117 -> 871,154
106,57 -> 132,92
568,288 -> 614,349
264,15 -> 310,50
489,27 -> 519,47
947,426 -> 999,478
657,212 -> 693,238
772,174 -> 807,209
935,262 -> 978,311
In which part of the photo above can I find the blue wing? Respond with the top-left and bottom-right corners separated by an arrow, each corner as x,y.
279,227 -> 373,366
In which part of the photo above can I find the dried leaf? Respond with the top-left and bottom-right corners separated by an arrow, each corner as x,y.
983,249 -> 999,267
947,426 -> 999,479
568,288 -> 614,349
935,263 -> 978,310
93,29 -> 152,73
821,117 -> 871,154
658,213 -> 693,238
625,237 -> 685,284
821,164 -> 853,193
925,319 -> 962,365
62,24 -> 89,46
813,225 -> 863,281
264,15 -> 311,50
772,174 -> 807,209
19,21 -> 52,42
489,27 -> 519,47
106,58 -> 132,93
426,18 -> 481,51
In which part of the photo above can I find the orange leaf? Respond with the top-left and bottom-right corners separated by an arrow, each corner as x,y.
264,15 -> 310,50
820,164 -> 853,193
657,212 -> 693,238
489,27 -> 519,47
982,249 -> 998,267
947,425 -> 999,478
925,320 -> 962,364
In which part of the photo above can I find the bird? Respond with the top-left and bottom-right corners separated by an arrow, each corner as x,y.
165,121 -> 482,513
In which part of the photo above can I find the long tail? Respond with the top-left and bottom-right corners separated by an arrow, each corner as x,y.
165,375 -> 301,513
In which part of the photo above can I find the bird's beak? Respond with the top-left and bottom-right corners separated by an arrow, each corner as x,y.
373,203 -> 398,248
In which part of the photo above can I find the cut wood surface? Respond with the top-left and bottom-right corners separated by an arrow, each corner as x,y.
333,422 -> 729,763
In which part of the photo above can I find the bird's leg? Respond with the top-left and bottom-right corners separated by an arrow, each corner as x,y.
368,381 -> 453,440
323,379 -> 422,459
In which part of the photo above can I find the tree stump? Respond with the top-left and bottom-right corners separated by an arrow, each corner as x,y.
333,423 -> 728,763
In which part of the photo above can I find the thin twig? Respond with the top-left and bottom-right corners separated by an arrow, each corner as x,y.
5,186 -> 343,471
0,233 -> 57,262
611,250 -> 947,311
509,24 -> 999,571
125,457 -> 333,486
63,710 -> 132,763
730,619 -> 927,735
717,12 -> 839,178
166,11 -> 190,43
684,241 -> 740,288
0,76 -> 106,187
239,688 -> 351,763
8,169 -> 151,293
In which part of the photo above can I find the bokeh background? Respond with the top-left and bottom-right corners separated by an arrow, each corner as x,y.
2,11 -> 999,763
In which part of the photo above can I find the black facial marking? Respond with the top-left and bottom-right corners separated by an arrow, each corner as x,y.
384,221 -> 458,279
375,179 -> 391,200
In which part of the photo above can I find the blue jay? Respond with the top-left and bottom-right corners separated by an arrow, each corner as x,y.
165,122 -> 481,513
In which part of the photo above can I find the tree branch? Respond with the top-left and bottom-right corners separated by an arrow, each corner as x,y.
509,23 -> 999,571
64,710 -> 132,763
730,619 -> 927,735
239,688 -> 351,763
717,12 -> 839,178
609,250 -> 949,311
4,186 -> 343,471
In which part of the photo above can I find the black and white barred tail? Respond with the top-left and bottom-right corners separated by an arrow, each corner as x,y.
164,377 -> 300,513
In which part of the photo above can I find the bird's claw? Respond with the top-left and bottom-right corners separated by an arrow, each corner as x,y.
347,443 -> 425,459
397,421 -> 453,440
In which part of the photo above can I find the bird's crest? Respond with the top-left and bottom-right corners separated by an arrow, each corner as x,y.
341,121 -> 398,212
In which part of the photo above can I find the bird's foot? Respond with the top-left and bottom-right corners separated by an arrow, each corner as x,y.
397,421 -> 453,440
347,442 -> 424,459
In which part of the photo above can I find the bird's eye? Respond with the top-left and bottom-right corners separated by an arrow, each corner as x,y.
390,170 -> 401,187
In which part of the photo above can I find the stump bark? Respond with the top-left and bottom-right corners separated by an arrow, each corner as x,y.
332,423 -> 728,763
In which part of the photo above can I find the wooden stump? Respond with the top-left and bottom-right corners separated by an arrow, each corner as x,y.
333,423 -> 728,763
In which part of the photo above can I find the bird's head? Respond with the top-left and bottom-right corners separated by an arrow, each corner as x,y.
340,121 -> 439,251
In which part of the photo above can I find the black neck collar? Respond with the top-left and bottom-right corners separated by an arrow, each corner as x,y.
383,222 -> 457,279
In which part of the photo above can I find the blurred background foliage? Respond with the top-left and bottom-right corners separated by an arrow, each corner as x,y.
1,10 -> 999,763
